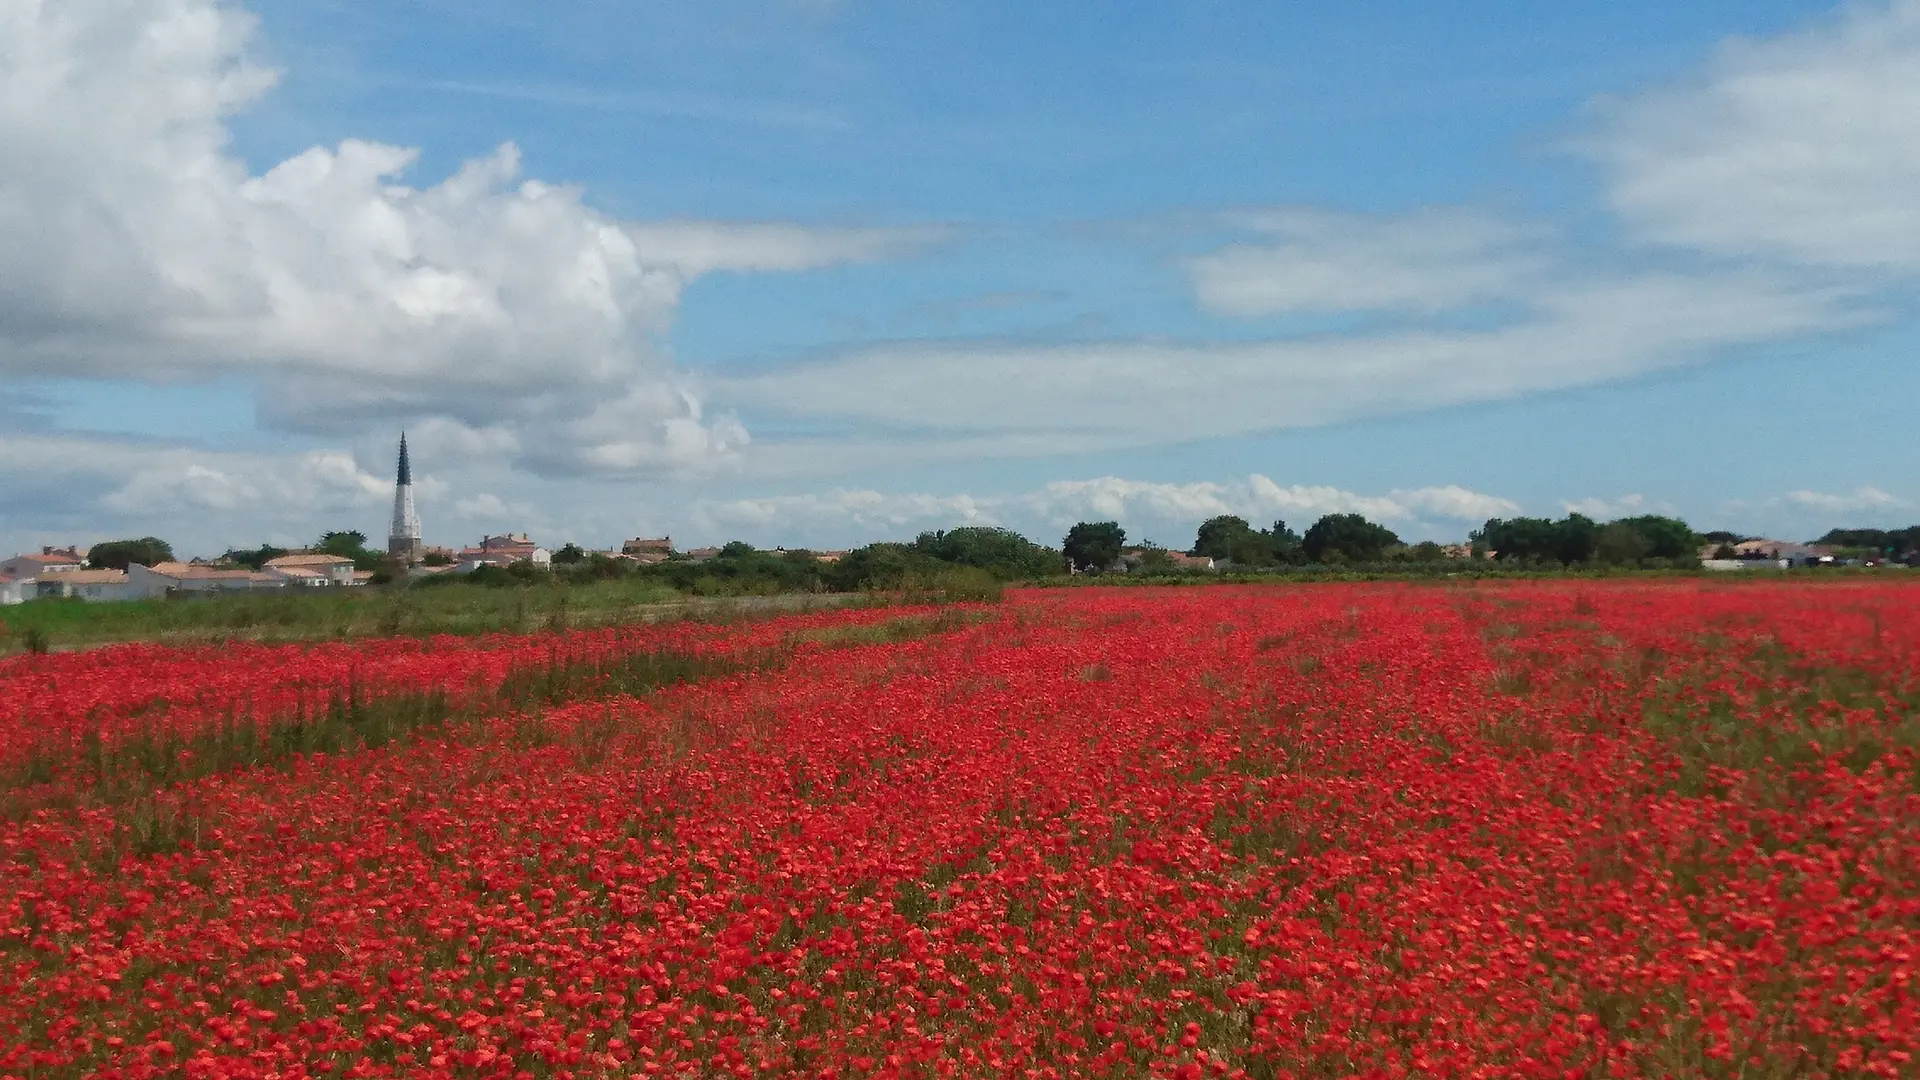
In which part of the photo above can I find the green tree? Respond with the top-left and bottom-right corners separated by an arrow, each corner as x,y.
1268,520 -> 1306,565
570,552 -> 630,580
1190,516 -> 1305,568
551,543 -> 588,565
718,540 -> 759,559
87,537 -> 174,570
221,544 -> 287,570
1132,545 -> 1176,574
913,527 -> 1058,579
316,530 -> 369,558
1063,522 -> 1126,572
1302,514 -> 1399,563
1476,515 -> 1611,565
1816,527 -> 1920,559
1613,515 -> 1697,561
1594,522 -> 1653,566
315,530 -> 382,571
1193,516 -> 1255,560
1556,513 -> 1602,565
1474,517 -> 1560,564
826,543 -> 935,591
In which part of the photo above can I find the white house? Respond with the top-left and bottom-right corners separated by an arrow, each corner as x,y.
264,553 -> 358,586
453,549 -> 553,574
35,569 -> 132,602
270,566 -> 330,587
0,547 -> 86,580
456,534 -> 552,570
127,562 -> 288,598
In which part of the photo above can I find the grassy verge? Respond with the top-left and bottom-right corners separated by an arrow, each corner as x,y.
0,578 -> 764,656
0,566 -> 1011,656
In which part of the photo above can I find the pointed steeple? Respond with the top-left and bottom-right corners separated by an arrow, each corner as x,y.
389,432 -> 423,564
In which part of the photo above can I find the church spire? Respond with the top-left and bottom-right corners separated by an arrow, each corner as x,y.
388,432 -> 423,564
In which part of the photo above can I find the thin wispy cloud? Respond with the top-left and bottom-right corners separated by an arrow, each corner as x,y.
398,77 -> 852,131
716,270 -> 1864,471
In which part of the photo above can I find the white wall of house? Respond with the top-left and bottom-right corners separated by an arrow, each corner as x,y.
0,578 -> 30,605
124,564 -> 177,600
130,565 -> 293,595
37,578 -> 133,602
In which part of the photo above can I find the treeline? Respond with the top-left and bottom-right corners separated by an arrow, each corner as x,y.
1180,513 -> 1413,568
1105,510 -> 1704,572
1814,526 -> 1920,558
444,527 -> 1062,598
1471,514 -> 1698,568
85,512 -> 1917,608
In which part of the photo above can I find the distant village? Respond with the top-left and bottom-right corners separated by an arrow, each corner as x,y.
0,435 -> 839,605
0,436 -> 1908,606
0,534 -> 844,605
0,533 -> 1890,607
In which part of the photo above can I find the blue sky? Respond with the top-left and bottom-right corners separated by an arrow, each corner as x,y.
3,0 -> 1917,555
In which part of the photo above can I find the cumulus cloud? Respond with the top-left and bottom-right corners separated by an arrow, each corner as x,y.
1561,494 -> 1649,519
691,475 -> 1518,548
1780,486 -> 1914,514
0,428 -> 609,554
0,433 -> 387,546
1580,0 -> 1920,267
452,492 -> 546,526
1020,476 -> 1518,529
0,0 -> 929,477
1187,209 -> 1551,317
100,449 -> 386,515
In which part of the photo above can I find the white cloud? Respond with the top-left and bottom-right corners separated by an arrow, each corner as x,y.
1581,0 -> 1920,267
1020,476 -> 1517,530
1187,209 -> 1550,317
718,270 -> 1861,467
452,492 -> 539,523
0,433 -> 386,536
691,474 -> 1518,548
1561,493 -> 1648,519
0,0 -> 929,477
1392,484 -> 1525,522
624,221 -> 949,281
0,429 -> 602,554
1780,486 -> 1913,514
696,489 -> 998,536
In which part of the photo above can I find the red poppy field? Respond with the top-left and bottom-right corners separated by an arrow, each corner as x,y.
3,581 -> 1917,1079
